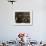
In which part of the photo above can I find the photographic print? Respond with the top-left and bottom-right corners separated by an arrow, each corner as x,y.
14,10 -> 32,26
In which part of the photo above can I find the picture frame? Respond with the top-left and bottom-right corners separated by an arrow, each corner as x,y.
13,10 -> 32,26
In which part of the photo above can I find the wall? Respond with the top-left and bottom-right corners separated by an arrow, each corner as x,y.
0,0 -> 46,42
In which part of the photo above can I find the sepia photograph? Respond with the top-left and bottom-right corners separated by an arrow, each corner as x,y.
15,10 -> 32,26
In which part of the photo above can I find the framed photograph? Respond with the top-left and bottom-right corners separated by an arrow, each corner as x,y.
13,10 -> 32,26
